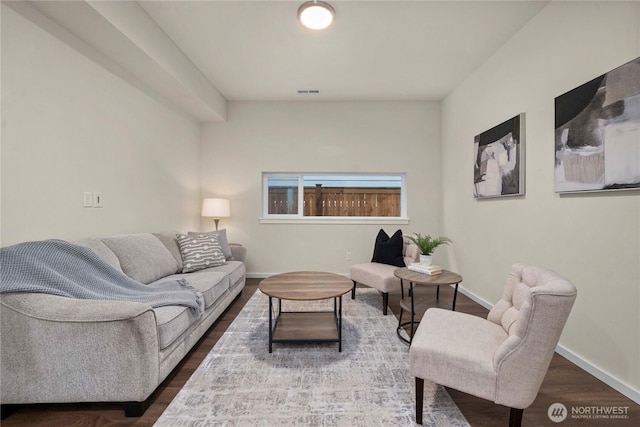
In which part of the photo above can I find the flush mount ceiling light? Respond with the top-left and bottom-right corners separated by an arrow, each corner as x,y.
298,1 -> 335,30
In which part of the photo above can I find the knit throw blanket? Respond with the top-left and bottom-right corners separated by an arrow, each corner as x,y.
0,240 -> 203,316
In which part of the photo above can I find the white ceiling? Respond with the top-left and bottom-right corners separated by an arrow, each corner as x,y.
10,1 -> 549,121
139,0 -> 548,101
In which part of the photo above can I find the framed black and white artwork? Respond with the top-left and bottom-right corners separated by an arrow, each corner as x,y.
473,113 -> 525,198
555,57 -> 640,193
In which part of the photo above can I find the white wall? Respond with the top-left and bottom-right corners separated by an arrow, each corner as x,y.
441,1 -> 640,398
1,5 -> 201,245
201,101 -> 441,275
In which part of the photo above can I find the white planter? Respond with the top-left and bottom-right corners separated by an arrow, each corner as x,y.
419,255 -> 432,266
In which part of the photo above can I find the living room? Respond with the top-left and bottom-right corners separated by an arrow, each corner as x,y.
1,0 -> 639,426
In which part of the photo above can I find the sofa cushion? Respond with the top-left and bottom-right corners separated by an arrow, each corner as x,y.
153,232 -> 183,272
101,234 -> 179,284
208,261 -> 246,289
177,234 -> 226,273
163,270 -> 228,309
188,229 -> 233,260
74,238 -> 123,272
152,305 -> 197,350
371,229 -> 406,267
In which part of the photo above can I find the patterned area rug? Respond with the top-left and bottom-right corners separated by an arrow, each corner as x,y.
154,287 -> 470,426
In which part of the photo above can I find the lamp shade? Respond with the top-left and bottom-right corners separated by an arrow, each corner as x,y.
201,198 -> 230,218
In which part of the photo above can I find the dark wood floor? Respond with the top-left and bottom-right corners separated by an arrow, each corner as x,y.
2,278 -> 638,426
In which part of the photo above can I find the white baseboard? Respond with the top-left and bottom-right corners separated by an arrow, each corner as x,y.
456,285 -> 494,310
457,285 -> 640,405
554,345 -> 640,404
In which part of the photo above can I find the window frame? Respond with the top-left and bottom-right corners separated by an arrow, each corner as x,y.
260,172 -> 409,225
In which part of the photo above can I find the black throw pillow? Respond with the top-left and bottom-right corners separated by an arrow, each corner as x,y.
371,229 -> 406,267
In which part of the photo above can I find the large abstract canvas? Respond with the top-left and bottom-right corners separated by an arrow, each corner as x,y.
474,114 -> 525,198
555,57 -> 640,192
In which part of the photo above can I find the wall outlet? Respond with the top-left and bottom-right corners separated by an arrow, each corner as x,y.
345,251 -> 352,261
93,192 -> 103,208
83,192 -> 93,208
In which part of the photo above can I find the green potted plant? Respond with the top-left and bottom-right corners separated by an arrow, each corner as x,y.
407,233 -> 452,266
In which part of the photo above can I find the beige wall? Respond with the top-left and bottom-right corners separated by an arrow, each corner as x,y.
3,0 -> 638,403
441,1 -> 640,397
200,101 -> 441,275
0,5 -> 201,245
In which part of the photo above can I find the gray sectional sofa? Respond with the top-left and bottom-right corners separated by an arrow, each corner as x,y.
0,232 -> 246,417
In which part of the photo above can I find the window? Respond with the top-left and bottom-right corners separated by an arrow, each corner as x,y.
262,173 -> 408,223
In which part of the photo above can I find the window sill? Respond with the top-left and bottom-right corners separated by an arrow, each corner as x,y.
259,217 -> 410,225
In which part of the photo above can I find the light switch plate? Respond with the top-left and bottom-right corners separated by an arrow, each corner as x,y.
93,192 -> 103,208
83,192 -> 93,208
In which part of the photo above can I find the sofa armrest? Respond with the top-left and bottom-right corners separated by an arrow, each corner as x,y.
230,243 -> 246,262
1,293 -> 160,404
1,292 -> 153,322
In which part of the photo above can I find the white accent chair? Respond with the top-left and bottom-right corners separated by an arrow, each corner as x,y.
350,237 -> 420,315
409,263 -> 577,426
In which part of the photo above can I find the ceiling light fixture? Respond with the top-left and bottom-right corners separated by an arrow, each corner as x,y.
298,1 -> 335,30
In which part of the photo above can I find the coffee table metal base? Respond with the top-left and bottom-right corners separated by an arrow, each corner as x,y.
268,296 -> 344,353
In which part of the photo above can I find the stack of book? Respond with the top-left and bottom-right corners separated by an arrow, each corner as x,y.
408,263 -> 443,275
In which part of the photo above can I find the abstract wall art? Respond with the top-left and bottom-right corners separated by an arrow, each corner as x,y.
555,57 -> 640,193
473,113 -> 525,198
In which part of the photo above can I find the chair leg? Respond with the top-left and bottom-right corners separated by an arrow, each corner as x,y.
351,280 -> 356,299
509,408 -> 523,427
382,292 -> 389,315
415,377 -> 424,425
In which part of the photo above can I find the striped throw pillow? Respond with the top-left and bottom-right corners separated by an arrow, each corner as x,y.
176,233 -> 226,273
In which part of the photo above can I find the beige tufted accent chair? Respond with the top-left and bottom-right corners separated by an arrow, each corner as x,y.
350,237 -> 420,315
409,263 -> 577,426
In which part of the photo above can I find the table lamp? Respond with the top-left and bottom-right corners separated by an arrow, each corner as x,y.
201,198 -> 230,230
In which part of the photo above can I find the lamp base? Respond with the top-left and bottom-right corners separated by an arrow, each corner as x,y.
214,219 -> 220,231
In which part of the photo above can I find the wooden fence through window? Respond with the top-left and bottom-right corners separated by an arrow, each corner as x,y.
268,185 -> 401,216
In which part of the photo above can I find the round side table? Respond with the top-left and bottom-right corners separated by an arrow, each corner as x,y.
393,267 -> 463,344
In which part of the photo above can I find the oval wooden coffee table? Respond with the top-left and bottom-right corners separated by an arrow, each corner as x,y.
259,271 -> 353,353
394,267 -> 463,345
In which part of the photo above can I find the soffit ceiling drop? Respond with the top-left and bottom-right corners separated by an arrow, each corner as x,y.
11,1 -> 549,121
